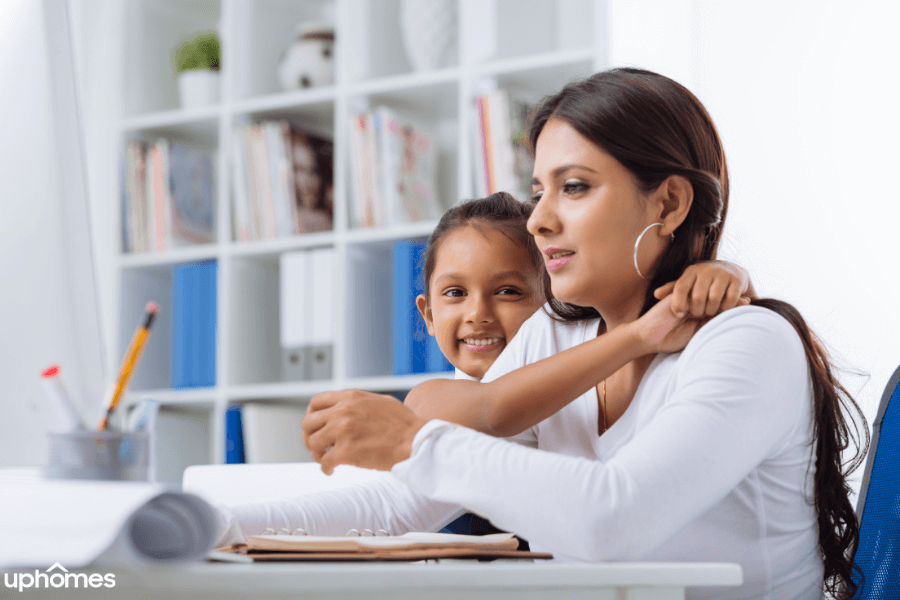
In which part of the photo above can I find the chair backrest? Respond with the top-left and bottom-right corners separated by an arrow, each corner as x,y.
853,364 -> 900,598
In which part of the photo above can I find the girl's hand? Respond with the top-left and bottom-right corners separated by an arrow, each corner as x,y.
653,260 -> 751,319
631,294 -> 702,355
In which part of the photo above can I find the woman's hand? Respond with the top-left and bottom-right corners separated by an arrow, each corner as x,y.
653,260 -> 751,319
302,389 -> 428,475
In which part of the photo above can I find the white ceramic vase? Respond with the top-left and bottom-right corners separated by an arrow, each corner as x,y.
399,0 -> 457,72
177,70 -> 220,108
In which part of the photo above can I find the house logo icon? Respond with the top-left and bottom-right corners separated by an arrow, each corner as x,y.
3,562 -> 116,592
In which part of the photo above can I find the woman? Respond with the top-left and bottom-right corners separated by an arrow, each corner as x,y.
304,69 -> 867,599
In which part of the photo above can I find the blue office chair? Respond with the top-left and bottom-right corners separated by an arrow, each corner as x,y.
852,364 -> 900,598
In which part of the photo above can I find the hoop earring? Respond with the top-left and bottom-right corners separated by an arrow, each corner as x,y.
634,222 -> 665,280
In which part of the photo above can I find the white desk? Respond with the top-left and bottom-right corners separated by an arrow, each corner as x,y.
52,561 -> 742,600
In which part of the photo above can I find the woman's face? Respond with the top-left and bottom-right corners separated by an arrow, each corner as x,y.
527,118 -> 659,312
417,225 -> 543,379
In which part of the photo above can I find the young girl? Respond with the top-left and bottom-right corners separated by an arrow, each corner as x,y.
304,69 -> 868,599
217,191 -> 751,544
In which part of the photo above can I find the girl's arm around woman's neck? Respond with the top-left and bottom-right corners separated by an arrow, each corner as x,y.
405,295 -> 702,436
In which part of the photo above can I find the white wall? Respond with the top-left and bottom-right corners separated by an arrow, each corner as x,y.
609,0 -> 900,487
0,0 -> 84,465
0,0 -> 120,467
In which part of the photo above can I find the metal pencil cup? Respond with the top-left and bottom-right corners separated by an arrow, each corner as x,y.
46,431 -> 150,481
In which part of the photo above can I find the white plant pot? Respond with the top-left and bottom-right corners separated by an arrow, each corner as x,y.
400,0 -> 457,72
177,70 -> 220,109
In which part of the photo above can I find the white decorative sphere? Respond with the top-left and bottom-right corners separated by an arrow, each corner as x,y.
278,23 -> 335,90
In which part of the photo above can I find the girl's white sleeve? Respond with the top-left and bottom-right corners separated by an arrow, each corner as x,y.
391,309 -> 810,561
215,472 -> 466,546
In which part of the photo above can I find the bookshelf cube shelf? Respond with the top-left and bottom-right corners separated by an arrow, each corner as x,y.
113,0 -> 608,481
123,0 -> 223,117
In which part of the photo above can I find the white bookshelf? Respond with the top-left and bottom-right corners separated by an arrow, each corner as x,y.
114,0 -> 607,483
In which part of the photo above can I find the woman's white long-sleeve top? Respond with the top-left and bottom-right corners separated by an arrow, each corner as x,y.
221,305 -> 823,599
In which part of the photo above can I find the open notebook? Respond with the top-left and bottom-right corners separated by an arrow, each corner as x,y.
222,531 -> 551,562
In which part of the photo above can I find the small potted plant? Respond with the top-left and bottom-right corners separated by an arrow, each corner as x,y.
173,31 -> 221,108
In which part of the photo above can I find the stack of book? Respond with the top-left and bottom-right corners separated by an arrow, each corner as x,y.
120,140 -> 215,253
471,89 -> 534,202
231,121 -> 334,242
348,106 -> 442,229
171,260 -> 217,389
391,240 -> 453,376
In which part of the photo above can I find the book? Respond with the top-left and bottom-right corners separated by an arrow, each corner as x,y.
246,124 -> 278,239
265,121 -> 296,238
168,142 -> 215,245
0,479 -> 217,568
471,89 -> 535,201
248,532 -> 518,552
391,240 -> 452,375
129,142 -> 150,252
119,150 -> 131,253
280,250 -> 311,381
233,122 -> 335,239
220,532 -> 553,562
374,106 -> 441,225
348,112 -> 375,228
224,405 -> 245,464
289,129 -> 334,233
171,261 -> 217,388
231,133 -> 253,242
308,247 -> 335,380
148,139 -> 171,251
392,240 -> 428,376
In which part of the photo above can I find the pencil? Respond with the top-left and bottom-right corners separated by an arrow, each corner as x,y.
98,302 -> 158,430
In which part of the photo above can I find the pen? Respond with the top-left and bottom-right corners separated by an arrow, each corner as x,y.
39,365 -> 85,432
98,302 -> 158,430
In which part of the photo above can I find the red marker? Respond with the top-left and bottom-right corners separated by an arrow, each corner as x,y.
39,365 -> 85,432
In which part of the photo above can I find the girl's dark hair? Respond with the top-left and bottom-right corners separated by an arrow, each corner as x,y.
528,68 -> 868,598
422,191 -> 543,302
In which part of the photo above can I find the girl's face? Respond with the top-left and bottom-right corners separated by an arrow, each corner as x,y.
416,225 -> 543,379
527,118 -> 663,313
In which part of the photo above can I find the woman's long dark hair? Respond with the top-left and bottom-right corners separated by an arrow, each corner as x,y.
528,68 -> 868,598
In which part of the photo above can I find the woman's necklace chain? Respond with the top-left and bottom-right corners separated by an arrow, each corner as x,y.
600,379 -> 609,434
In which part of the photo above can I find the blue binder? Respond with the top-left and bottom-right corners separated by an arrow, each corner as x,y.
391,241 -> 427,376
391,240 -> 453,375
171,260 -> 217,388
224,405 -> 245,464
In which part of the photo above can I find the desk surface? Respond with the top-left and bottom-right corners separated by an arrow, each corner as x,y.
51,561 -> 742,600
